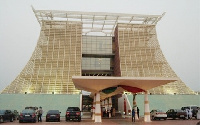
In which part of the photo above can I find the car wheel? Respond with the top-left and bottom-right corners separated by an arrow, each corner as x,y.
10,117 -> 14,122
0,117 -> 4,123
33,119 -> 36,123
19,120 -> 22,123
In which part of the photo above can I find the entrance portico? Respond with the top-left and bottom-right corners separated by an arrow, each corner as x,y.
72,76 -> 177,122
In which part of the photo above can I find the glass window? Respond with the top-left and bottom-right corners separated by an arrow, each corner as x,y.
82,36 -> 112,54
82,57 -> 111,70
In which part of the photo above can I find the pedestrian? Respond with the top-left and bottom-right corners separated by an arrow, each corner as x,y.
188,109 -> 193,120
112,108 -> 115,117
137,107 -> 140,118
185,108 -> 189,119
132,109 -> 135,122
197,107 -> 200,120
37,107 -> 43,122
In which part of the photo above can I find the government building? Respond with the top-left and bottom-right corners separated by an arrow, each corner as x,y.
1,7 -> 194,95
1,7 -> 197,123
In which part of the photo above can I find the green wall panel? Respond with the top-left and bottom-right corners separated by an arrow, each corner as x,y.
0,94 -> 80,116
127,95 -> 200,116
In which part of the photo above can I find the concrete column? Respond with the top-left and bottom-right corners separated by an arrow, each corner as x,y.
108,97 -> 112,118
105,98 -> 108,111
80,93 -> 82,111
144,91 -> 151,122
95,93 -> 102,122
92,94 -> 96,120
123,97 -> 126,115
133,94 -> 139,120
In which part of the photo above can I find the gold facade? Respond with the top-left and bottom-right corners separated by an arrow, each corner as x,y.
116,24 -> 194,94
1,21 -> 82,94
1,9 -> 194,95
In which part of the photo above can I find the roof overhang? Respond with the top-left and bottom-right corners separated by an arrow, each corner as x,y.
32,6 -> 165,36
72,76 -> 178,94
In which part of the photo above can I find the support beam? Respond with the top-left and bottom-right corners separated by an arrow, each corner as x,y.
133,94 -> 139,120
105,98 -> 108,111
92,94 -> 96,120
80,93 -> 82,113
94,93 -> 102,122
144,91 -> 151,122
108,97 -> 112,118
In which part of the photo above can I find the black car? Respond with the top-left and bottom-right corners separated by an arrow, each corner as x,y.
65,107 -> 81,122
0,110 -> 14,123
166,109 -> 187,119
46,110 -> 61,122
19,109 -> 37,123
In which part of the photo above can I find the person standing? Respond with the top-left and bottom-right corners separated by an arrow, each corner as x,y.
137,107 -> 140,118
197,107 -> 200,120
188,109 -> 193,120
132,109 -> 135,122
38,107 -> 43,122
112,108 -> 115,117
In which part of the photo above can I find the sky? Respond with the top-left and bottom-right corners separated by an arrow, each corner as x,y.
0,0 -> 199,92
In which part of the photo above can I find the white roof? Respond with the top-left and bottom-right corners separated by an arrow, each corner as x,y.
72,76 -> 177,93
32,6 -> 165,36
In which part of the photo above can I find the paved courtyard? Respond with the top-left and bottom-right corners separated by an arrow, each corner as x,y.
1,117 -> 199,125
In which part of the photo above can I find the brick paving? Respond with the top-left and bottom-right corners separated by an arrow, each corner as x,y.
1,117 -> 199,125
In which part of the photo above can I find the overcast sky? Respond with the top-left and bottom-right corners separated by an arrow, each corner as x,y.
0,0 -> 199,92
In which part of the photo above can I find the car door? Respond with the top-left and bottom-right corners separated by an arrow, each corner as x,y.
4,110 -> 10,120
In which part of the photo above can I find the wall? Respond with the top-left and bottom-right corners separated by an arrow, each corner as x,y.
0,94 -> 80,116
126,94 -> 200,116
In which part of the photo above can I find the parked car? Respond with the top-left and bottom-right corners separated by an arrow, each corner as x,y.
166,109 -> 187,119
181,105 -> 199,119
46,110 -> 61,122
150,109 -> 167,120
0,110 -> 14,123
19,109 -> 36,123
65,107 -> 81,122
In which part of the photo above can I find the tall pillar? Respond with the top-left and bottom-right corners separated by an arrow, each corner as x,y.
133,94 -> 139,120
108,97 -> 112,118
105,99 -> 108,111
124,97 -> 126,115
80,93 -> 83,116
95,93 -> 102,122
92,94 -> 96,120
144,91 -> 151,122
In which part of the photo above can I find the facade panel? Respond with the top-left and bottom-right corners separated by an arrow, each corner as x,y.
1,21 -> 82,94
115,24 -> 194,94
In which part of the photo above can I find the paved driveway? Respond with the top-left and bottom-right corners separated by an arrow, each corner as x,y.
1,117 -> 199,125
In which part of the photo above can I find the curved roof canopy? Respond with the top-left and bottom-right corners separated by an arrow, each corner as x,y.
32,6 -> 165,36
72,76 -> 177,99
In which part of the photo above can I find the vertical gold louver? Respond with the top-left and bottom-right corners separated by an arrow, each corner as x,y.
116,24 -> 194,94
1,21 -> 82,94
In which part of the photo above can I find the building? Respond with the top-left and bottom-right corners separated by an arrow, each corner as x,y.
1,7 -> 194,95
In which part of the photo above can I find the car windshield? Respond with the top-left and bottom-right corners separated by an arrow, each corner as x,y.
22,109 -> 34,113
157,110 -> 164,112
47,110 -> 59,114
0,110 -> 6,114
25,107 -> 38,110
67,107 -> 80,111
